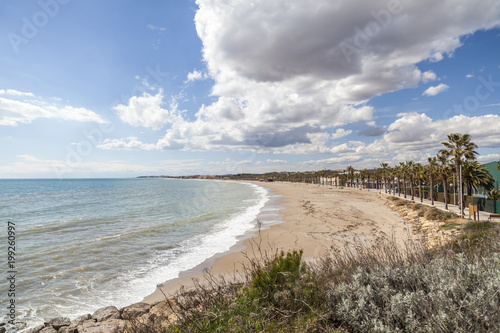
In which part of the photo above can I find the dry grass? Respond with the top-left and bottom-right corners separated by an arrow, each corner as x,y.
127,222 -> 500,332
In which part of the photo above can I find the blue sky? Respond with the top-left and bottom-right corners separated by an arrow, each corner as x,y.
1,0 -> 499,178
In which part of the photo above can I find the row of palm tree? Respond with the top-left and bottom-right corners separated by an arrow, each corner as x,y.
227,133 -> 497,217
367,133 -> 494,217
314,133 -> 496,218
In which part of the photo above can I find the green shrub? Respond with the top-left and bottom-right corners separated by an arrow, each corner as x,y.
424,207 -> 458,221
247,249 -> 305,303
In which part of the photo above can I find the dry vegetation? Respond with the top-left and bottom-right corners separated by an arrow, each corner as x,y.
128,218 -> 500,333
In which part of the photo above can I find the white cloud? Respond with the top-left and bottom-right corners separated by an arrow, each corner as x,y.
97,137 -> 158,151
0,89 -> 35,97
17,154 -> 40,162
186,70 -> 207,82
266,159 -> 287,164
365,113 -> 500,157
422,71 -> 437,83
466,74 -> 474,78
301,155 -> 363,168
0,92 -> 105,126
114,90 -> 175,130
0,155 -> 182,178
147,24 -> 166,32
285,113 -> 500,168
477,153 -> 500,163
331,128 -> 352,140
109,0 -> 500,153
422,83 -> 450,96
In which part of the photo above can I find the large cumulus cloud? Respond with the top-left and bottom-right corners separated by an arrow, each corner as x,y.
109,0 -> 500,153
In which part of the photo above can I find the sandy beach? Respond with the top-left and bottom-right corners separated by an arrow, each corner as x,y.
144,181 -> 416,303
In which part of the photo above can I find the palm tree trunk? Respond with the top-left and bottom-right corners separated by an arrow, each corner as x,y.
430,175 -> 434,205
410,176 -> 414,200
419,178 -> 423,203
442,173 -> 448,210
455,160 -> 462,215
403,176 -> 407,198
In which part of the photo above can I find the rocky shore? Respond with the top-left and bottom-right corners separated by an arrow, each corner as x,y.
18,301 -> 176,333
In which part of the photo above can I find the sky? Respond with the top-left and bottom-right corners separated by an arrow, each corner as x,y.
1,0 -> 500,178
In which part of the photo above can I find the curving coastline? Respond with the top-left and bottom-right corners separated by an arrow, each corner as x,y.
18,181 -> 419,333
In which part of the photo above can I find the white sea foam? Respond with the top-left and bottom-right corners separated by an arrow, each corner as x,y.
1,179 -> 279,330
100,182 -> 271,308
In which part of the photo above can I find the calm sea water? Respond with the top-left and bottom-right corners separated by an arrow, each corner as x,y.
0,178 -> 277,329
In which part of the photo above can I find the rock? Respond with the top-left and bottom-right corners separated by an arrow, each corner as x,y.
92,306 -> 121,322
148,300 -> 179,327
39,327 -> 58,333
120,302 -> 152,320
68,315 -> 92,332
77,319 -> 126,333
58,327 -> 76,333
21,324 -> 45,333
46,317 -> 71,330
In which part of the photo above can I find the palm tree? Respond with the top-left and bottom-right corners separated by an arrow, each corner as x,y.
414,163 -> 424,203
347,166 -> 355,187
360,169 -> 369,189
462,160 -> 495,196
440,133 -> 478,217
374,168 -> 383,190
399,162 -> 408,198
393,165 -> 402,197
404,161 -> 415,201
332,170 -> 340,186
487,189 -> 500,201
437,153 -> 452,210
380,163 -> 389,193
427,157 -> 439,205
388,166 -> 397,195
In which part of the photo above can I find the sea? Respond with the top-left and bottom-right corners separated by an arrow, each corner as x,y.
0,178 -> 281,330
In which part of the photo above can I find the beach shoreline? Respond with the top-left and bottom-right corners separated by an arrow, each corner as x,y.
143,181 -> 416,304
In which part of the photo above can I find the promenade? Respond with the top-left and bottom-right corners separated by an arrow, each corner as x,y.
367,187 -> 494,221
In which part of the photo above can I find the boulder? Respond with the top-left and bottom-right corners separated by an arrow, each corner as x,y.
77,319 -> 126,333
58,327 -> 76,333
46,317 -> 71,330
67,314 -> 92,332
39,327 -> 58,333
92,306 -> 121,322
120,302 -> 151,320
21,325 -> 45,333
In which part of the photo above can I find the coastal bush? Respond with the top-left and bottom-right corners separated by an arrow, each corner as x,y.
162,248 -> 335,332
136,222 -> 499,333
448,221 -> 499,256
423,207 -> 458,221
326,222 -> 500,333
328,252 -> 500,332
